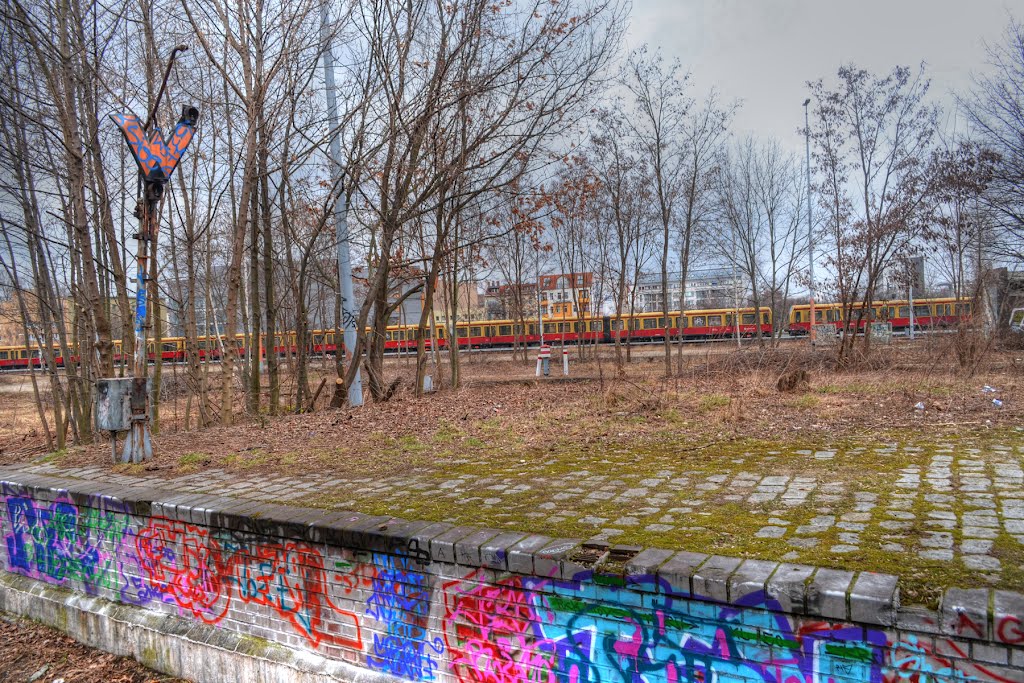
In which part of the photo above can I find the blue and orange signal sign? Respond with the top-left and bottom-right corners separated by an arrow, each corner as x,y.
111,106 -> 199,184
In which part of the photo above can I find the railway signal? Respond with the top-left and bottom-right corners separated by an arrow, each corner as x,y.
105,45 -> 199,463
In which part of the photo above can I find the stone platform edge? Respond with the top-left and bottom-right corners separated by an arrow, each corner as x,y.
2,469 -> 1021,641
0,571 -> 403,683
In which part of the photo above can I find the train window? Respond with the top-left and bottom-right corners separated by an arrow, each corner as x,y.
146,343 -> 155,354
543,323 -> 556,334
471,326 -> 482,337
692,316 -> 705,327
680,317 -> 688,328
658,317 -> 666,327
435,327 -> 445,339
913,305 -> 930,318
574,322 -> 586,333
527,324 -> 537,335
611,319 -> 624,331
813,310 -> 823,322
630,318 -> 641,331
826,309 -> 839,322
935,304 -> 951,316
499,325 -> 512,336
742,313 -> 756,325
708,315 -> 723,326
763,313 -> 770,324
513,324 -> 524,335
898,306 -> 910,318
0,351 -> 7,360
325,333 -> 335,344
457,326 -> 469,339
162,342 -> 177,352
643,318 -> 659,330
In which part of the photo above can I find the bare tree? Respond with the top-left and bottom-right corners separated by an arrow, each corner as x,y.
962,18 -> 1024,264
808,64 -> 939,362
622,47 -> 692,376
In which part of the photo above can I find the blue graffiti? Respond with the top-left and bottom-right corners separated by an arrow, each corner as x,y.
527,573 -> 886,683
365,552 -> 444,680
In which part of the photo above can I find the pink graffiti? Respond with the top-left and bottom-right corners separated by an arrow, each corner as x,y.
442,570 -> 557,683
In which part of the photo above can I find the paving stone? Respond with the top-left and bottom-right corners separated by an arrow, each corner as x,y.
963,526 -> 999,539
918,549 -> 954,561
787,537 -> 819,549
755,525 -> 787,538
643,523 -> 675,532
962,555 -> 1001,571
961,540 -> 993,554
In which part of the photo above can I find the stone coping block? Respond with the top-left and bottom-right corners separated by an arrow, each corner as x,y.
3,471 -> 1023,631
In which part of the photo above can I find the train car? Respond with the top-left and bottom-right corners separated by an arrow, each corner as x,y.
787,297 -> 971,336
0,346 -> 40,370
609,308 -> 772,342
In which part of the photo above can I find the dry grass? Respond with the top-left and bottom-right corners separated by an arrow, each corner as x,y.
1,340 -> 1020,474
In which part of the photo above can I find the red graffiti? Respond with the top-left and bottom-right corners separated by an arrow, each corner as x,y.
886,636 -> 1018,683
955,611 -> 986,639
996,615 -> 1023,645
442,570 -> 556,683
135,518 -> 362,650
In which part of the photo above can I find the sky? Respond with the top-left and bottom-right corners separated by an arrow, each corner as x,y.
627,0 -> 1017,154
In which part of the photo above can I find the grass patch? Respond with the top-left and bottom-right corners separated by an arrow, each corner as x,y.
35,449 -> 68,464
177,452 -> 210,472
790,395 -> 820,410
697,394 -> 730,412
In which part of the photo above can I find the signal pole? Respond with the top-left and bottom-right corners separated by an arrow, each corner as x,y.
804,98 -> 816,348
321,4 -> 363,407
111,46 -> 198,462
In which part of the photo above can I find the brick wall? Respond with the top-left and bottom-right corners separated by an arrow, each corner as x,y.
1,474 -> 1022,683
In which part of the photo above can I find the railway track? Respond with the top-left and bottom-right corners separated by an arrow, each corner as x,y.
0,330 -> 949,376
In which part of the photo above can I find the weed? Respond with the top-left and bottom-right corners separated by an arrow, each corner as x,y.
791,395 -> 820,410
697,394 -> 730,412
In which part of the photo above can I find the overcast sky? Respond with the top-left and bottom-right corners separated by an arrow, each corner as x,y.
627,0 -> 1017,154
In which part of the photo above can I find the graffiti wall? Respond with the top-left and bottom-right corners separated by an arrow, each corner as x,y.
2,481 -> 1022,683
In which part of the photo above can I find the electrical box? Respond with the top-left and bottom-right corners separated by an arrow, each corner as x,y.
95,377 -> 133,432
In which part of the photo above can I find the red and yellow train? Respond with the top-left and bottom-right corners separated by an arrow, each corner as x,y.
786,297 -> 971,336
0,297 -> 971,371
0,306 -> 772,370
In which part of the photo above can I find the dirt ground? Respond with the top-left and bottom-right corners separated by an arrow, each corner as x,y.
1,337 -> 1023,473
0,612 -> 187,683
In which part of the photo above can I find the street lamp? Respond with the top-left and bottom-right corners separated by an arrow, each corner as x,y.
803,98 -> 816,348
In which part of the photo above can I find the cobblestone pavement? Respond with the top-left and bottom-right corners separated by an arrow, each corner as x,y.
8,438 -> 1024,592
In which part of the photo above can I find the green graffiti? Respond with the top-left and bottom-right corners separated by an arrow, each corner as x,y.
824,642 -> 873,663
729,628 -> 799,651
593,575 -> 627,587
547,595 -> 695,630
